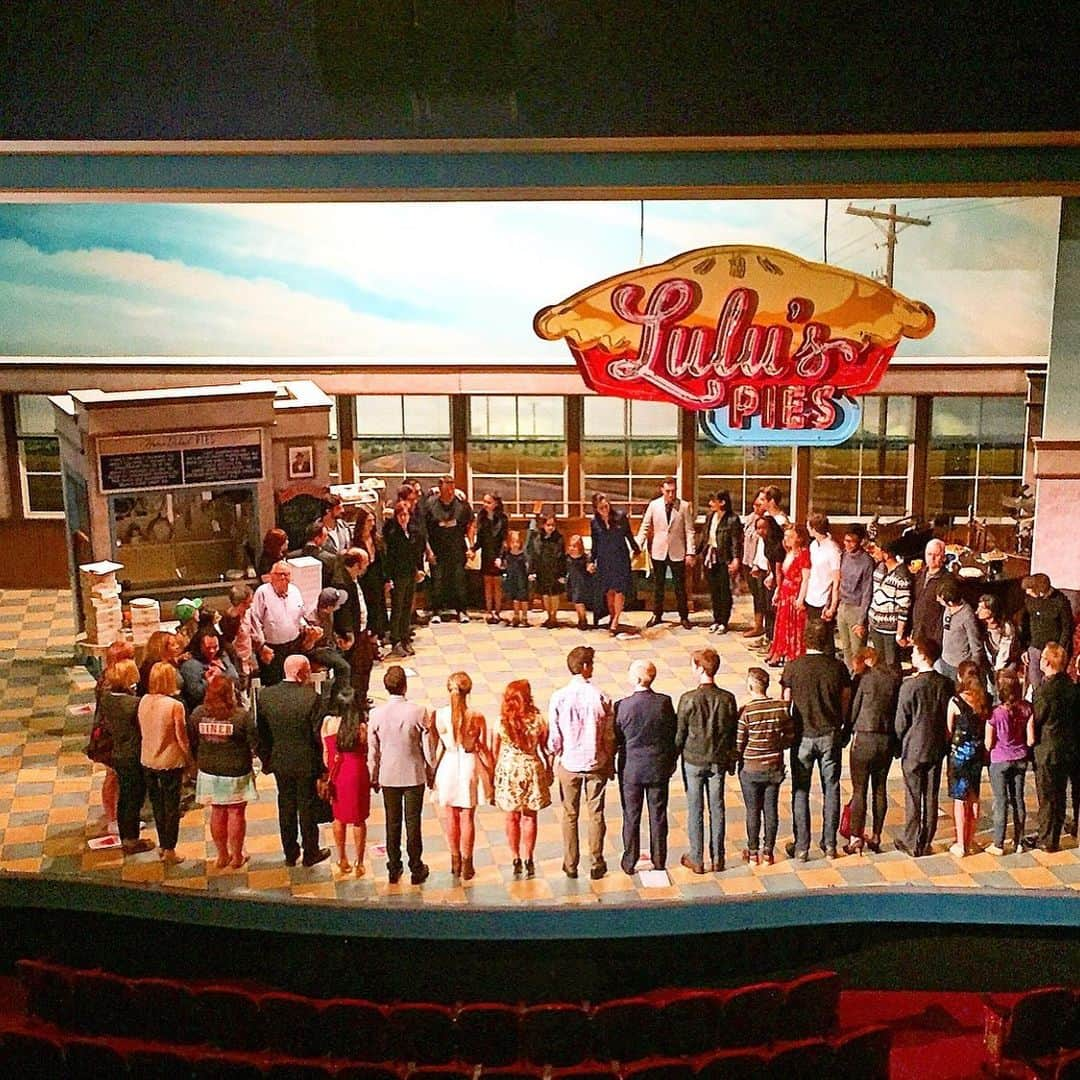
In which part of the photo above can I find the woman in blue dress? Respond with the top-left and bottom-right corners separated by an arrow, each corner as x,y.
946,659 -> 989,856
589,492 -> 640,636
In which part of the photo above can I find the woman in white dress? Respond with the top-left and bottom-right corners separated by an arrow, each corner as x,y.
432,672 -> 492,881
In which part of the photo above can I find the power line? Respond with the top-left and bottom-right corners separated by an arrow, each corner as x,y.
845,203 -> 931,287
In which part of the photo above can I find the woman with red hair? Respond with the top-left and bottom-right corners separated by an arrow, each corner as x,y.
492,679 -> 552,878
256,527 -> 290,581
188,673 -> 259,869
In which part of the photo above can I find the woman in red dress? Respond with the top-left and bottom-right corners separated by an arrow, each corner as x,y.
767,525 -> 811,667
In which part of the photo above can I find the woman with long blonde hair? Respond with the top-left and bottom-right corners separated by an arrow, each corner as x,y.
432,671 -> 490,880
493,679 -> 552,878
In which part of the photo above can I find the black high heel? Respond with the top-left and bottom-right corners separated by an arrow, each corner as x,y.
524,859 -> 535,879
512,858 -> 523,876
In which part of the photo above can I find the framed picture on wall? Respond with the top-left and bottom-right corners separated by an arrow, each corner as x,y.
288,445 -> 314,480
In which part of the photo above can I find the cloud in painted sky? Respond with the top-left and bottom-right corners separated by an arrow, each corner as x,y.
0,197 -> 1061,359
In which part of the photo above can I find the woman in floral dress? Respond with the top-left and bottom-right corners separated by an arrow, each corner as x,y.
493,679 -> 552,879
767,525 -> 811,667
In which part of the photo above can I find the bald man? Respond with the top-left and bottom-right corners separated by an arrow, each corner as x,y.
614,660 -> 678,875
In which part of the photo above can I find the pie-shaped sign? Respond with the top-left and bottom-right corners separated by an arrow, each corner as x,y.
535,246 -> 934,445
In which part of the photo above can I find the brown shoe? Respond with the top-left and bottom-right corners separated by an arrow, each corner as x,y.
680,853 -> 705,875
121,839 -> 154,856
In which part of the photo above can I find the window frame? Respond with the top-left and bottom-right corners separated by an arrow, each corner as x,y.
14,394 -> 65,519
352,394 -> 453,493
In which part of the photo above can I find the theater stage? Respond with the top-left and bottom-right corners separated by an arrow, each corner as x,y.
0,588 -> 1078,946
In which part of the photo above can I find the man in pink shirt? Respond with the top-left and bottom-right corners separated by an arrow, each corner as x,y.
548,646 -> 615,880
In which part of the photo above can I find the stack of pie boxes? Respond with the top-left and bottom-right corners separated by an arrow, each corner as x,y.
79,561 -> 125,645
128,597 -> 161,647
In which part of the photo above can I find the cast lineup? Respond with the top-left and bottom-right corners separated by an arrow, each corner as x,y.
87,477 -> 1078,879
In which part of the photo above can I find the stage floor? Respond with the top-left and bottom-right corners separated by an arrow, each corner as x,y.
1,589 -> 1078,925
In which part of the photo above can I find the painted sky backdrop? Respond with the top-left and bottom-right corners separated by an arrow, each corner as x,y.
0,197 -> 1060,360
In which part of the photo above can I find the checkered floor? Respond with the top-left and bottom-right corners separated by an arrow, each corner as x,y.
1,589 -> 1078,908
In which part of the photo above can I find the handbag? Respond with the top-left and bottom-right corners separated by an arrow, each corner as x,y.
838,799 -> 853,840
316,751 -> 341,803
85,712 -> 114,767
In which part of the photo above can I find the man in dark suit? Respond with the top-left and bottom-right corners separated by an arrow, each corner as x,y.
894,636 -> 953,856
256,654 -> 331,868
333,548 -> 377,701
1031,642 -> 1079,852
614,660 -> 678,874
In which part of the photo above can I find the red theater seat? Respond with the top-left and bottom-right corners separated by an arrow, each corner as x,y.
408,1065 -> 474,1080
520,1003 -> 592,1067
781,972 -> 841,1039
656,989 -> 725,1056
260,991 -> 322,1058
62,1035 -> 130,1078
592,996 -> 658,1062
69,968 -> 133,1036
127,1045 -> 196,1080
694,1048 -> 767,1080
455,1002 -> 522,1065
15,958 -> 73,1026
0,1028 -> 67,1080
193,1052 -> 269,1080
335,1065 -> 403,1080
387,1002 -> 457,1065
985,987 -> 1076,1063
318,998 -> 389,1062
831,1025 -> 891,1080
132,977 -> 201,1044
265,1060 -> 335,1080
548,1063 -> 618,1080
196,985 -> 263,1051
1055,1049 -> 1080,1080
621,1055 -> 696,1080
716,982 -> 783,1048
765,1038 -> 835,1080
480,1066 -> 545,1080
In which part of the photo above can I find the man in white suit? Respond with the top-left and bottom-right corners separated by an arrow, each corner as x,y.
637,476 -> 696,629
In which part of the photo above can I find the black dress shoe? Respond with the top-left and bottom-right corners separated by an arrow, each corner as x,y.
388,868 -> 402,884
620,861 -> 636,876
411,863 -> 430,885
646,614 -> 663,628
563,864 -> 578,879
284,851 -> 300,867
302,847 -> 331,867
680,619 -> 693,630
589,864 -> 606,880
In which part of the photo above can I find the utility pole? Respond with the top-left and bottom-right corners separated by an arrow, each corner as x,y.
845,203 -> 932,503
844,202 -> 930,287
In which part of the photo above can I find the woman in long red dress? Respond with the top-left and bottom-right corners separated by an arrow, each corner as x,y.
767,525 -> 811,667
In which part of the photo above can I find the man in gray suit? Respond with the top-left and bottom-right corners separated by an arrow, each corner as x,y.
256,654 -> 331,867
368,665 -> 436,884
894,636 -> 953,856
637,476 -> 697,629
614,660 -> 678,874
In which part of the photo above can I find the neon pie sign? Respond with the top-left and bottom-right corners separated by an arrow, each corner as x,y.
534,246 -> 934,445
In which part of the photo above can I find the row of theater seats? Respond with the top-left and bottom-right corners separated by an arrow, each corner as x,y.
0,1024 -> 892,1080
14,961 -> 846,1065
983,986 -> 1080,1079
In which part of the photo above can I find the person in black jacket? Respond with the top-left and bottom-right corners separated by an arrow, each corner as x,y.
257,654 -> 330,868
894,636 -> 954,856
700,490 -> 743,635
1031,642 -> 1079,852
383,499 -> 426,658
1020,573 -> 1073,693
675,647 -> 738,873
846,648 -> 900,854
614,660 -> 678,875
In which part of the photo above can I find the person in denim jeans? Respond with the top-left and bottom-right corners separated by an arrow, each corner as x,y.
736,667 -> 795,864
675,648 -> 738,873
780,621 -> 851,860
984,669 -> 1034,855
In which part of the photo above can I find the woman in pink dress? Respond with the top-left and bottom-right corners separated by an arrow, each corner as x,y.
321,687 -> 371,875
767,525 -> 811,667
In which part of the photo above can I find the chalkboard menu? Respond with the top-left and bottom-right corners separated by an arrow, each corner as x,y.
100,443 -> 263,492
184,444 -> 263,485
101,450 -> 184,492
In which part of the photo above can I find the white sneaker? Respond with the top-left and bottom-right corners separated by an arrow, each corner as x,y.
430,614 -> 442,624
458,612 -> 470,624
717,624 -> 728,634
708,623 -> 720,634
985,844 -> 1005,856
948,842 -> 966,857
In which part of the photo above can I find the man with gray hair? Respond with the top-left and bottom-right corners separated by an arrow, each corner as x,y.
256,654 -> 330,868
614,659 -> 678,875
911,538 -> 948,652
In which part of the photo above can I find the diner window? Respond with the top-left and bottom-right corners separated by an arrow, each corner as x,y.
929,396 -> 1025,521
353,395 -> 451,493
15,394 -> 64,516
583,398 -> 679,516
469,396 -> 566,515
695,426 -> 793,516
808,396 -> 913,519
327,397 -> 339,481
